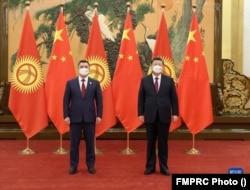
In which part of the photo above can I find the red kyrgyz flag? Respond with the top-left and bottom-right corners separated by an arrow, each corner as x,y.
112,10 -> 143,133
85,12 -> 116,136
45,7 -> 76,134
151,10 -> 181,132
178,11 -> 214,135
8,8 -> 48,139
151,10 -> 177,81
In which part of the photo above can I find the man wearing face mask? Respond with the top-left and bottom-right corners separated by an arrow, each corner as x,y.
138,57 -> 179,176
63,60 -> 103,175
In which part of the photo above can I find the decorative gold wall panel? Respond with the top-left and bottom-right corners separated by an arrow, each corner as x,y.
222,59 -> 250,114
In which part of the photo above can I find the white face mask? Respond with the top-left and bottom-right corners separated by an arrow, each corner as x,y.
79,68 -> 89,76
152,65 -> 162,74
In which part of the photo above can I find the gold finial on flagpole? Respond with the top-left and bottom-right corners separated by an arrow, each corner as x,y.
60,2 -> 64,11
94,2 -> 99,8
126,2 -> 131,7
126,2 -> 131,11
192,4 -> 197,12
25,1 -> 30,6
25,1 -> 30,9
93,2 -> 98,12
161,3 -> 165,13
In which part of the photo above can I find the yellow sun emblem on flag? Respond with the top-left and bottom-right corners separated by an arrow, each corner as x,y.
11,55 -> 44,94
148,56 -> 177,82
87,56 -> 111,90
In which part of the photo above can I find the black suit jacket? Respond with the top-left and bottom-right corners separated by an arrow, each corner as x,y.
138,74 -> 178,124
63,77 -> 103,123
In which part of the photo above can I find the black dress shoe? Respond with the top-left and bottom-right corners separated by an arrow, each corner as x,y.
160,169 -> 170,176
144,169 -> 155,175
88,168 -> 96,174
69,168 -> 77,175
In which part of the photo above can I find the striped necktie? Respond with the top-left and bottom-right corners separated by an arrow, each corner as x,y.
81,79 -> 86,96
155,77 -> 159,92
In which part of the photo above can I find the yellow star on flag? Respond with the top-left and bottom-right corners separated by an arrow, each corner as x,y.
52,55 -> 57,60
128,55 -> 133,61
61,56 -> 66,62
185,55 -> 190,61
193,57 -> 198,63
122,28 -> 130,40
54,29 -> 63,42
187,30 -> 196,43
119,53 -> 124,59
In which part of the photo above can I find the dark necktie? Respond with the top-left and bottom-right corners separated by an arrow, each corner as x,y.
81,79 -> 86,96
155,77 -> 159,92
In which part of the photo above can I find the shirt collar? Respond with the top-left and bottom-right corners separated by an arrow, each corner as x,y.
152,74 -> 161,80
79,76 -> 88,82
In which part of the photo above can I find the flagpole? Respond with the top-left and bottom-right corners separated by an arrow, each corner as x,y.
118,2 -> 137,155
95,138 -> 103,154
91,2 -> 104,155
185,134 -> 202,155
184,4 -> 202,155
19,138 -> 36,155
15,1 -> 35,156
53,134 -> 68,154
50,3 -> 69,155
119,132 -> 136,154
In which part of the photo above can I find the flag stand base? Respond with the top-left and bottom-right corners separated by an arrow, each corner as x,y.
119,133 -> 136,154
119,147 -> 136,155
53,147 -> 69,155
95,147 -> 104,154
53,135 -> 68,154
95,138 -> 103,154
185,134 -> 202,154
185,148 -> 202,155
19,147 -> 37,155
19,139 -> 36,155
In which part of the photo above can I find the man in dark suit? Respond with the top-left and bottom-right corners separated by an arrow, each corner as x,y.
138,57 -> 179,176
63,60 -> 103,175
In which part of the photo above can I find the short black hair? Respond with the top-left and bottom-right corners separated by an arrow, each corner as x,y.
151,57 -> 164,64
78,60 -> 90,67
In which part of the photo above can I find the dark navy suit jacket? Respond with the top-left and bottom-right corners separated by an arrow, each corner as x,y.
138,74 -> 178,124
63,77 -> 103,123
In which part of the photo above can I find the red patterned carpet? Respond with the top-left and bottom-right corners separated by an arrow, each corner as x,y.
0,140 -> 249,190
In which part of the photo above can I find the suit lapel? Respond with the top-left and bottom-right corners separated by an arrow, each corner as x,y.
158,76 -> 163,93
85,77 -> 94,96
148,74 -> 158,94
73,78 -> 82,96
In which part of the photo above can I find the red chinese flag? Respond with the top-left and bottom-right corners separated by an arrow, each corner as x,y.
112,11 -> 143,133
178,11 -> 214,135
45,7 -> 76,134
8,8 -> 48,139
85,12 -> 116,136
151,10 -> 181,131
